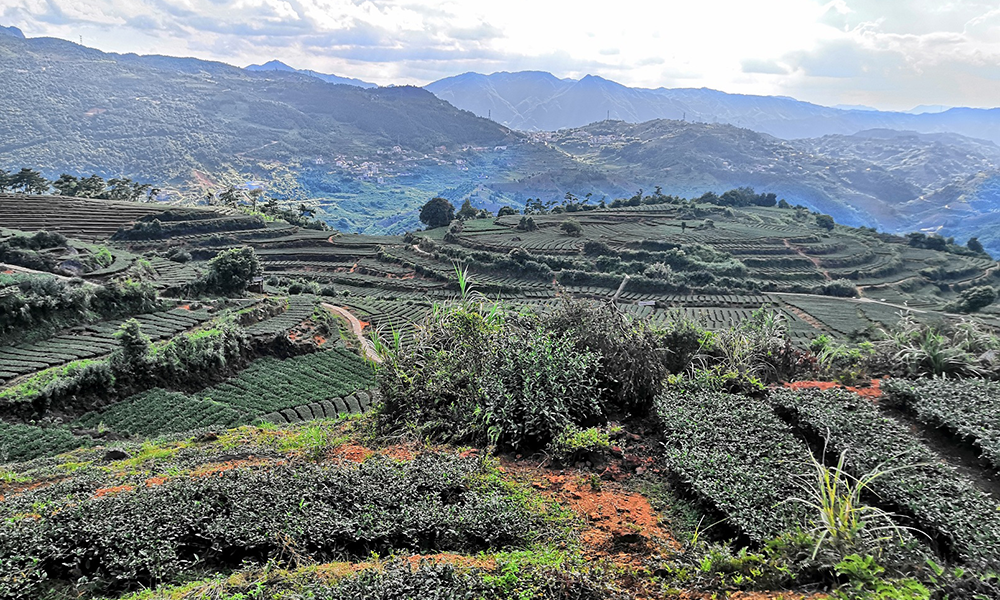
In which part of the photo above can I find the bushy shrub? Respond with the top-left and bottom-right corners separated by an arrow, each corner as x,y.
545,299 -> 670,414
376,303 -> 603,450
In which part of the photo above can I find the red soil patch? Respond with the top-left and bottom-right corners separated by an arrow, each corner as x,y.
93,484 -> 135,499
288,332 -> 299,341
178,304 -> 192,310
190,458 -> 279,478
504,460 -> 678,569
331,443 -> 374,463
0,476 -> 68,502
314,335 -> 327,346
2,269 -> 14,275
784,378 -> 881,398
330,443 -> 415,463
145,476 -> 168,488
402,552 -> 496,570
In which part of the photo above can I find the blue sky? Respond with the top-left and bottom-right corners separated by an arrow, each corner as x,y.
3,0 -> 1000,110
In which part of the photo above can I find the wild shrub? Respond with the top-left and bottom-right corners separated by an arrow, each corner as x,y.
544,299 -> 670,414
694,308 -> 798,385
375,301 -> 603,450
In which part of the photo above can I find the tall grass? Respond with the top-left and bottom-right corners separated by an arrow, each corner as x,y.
786,444 -> 923,559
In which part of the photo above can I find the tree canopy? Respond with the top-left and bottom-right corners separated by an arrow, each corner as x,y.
419,197 -> 455,229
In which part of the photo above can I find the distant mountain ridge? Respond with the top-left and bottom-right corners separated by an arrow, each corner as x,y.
246,59 -> 375,88
424,71 -> 1000,144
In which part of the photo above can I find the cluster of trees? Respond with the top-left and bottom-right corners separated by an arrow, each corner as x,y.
698,187 -> 779,208
0,168 -> 159,201
0,168 -> 50,194
907,232 -> 991,258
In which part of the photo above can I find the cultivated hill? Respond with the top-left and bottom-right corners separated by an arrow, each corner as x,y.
542,120 -> 1000,235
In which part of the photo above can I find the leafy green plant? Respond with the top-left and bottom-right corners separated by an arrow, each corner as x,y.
834,555 -> 929,600
546,425 -> 611,464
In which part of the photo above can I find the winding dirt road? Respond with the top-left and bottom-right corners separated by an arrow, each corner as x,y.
321,303 -> 382,363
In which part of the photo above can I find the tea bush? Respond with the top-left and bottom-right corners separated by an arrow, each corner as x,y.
883,378 -> 1000,470
654,388 -> 811,543
771,388 -> 1000,567
0,453 -> 539,598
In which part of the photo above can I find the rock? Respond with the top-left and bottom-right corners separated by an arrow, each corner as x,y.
102,449 -> 129,461
196,432 -> 219,443
635,466 -> 647,475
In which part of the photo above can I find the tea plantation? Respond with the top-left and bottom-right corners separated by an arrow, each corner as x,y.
3,193 -> 1000,599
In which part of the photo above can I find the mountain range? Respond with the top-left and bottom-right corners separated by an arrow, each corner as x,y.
4,27 -> 1000,251
424,71 -> 1000,144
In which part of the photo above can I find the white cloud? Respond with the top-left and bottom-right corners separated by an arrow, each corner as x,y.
2,0 -> 1000,109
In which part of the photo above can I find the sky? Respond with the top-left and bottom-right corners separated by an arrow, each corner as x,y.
3,0 -> 1000,110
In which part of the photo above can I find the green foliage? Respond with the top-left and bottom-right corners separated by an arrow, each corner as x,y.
420,197 -> 455,229
0,421 -> 91,462
0,453 -> 541,597
194,247 -> 261,296
545,299 -> 671,414
834,555 -> 930,600
376,300 -> 604,450
112,318 -> 152,374
771,388 -> 1000,566
559,218 -> 582,236
545,425 -> 611,464
0,272 -> 160,343
785,447 -> 916,561
883,378 -> 1000,471
950,285 -> 997,313
654,389 -> 812,543
816,214 -> 836,230
886,315 -> 999,377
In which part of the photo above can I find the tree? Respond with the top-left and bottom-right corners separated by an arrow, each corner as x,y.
112,318 -> 151,373
219,185 -> 242,208
560,218 -> 582,236
497,206 -> 517,217
52,174 -> 80,196
205,247 -> 261,295
248,189 -> 264,212
968,237 -> 986,254
457,198 -> 478,221
778,198 -> 792,209
11,168 -> 49,194
0,169 -> 9,193
517,216 -> 538,232
78,175 -> 107,198
419,197 -> 455,229
815,214 -> 835,231
298,203 -> 315,218
958,285 -> 997,313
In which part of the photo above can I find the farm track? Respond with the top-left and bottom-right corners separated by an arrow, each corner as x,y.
321,303 -> 381,363
1,262 -> 100,285
783,238 -> 832,282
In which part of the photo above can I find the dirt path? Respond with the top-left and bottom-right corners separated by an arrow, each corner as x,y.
784,305 -> 826,331
321,303 -> 381,363
1,262 -> 99,285
783,238 -> 832,281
